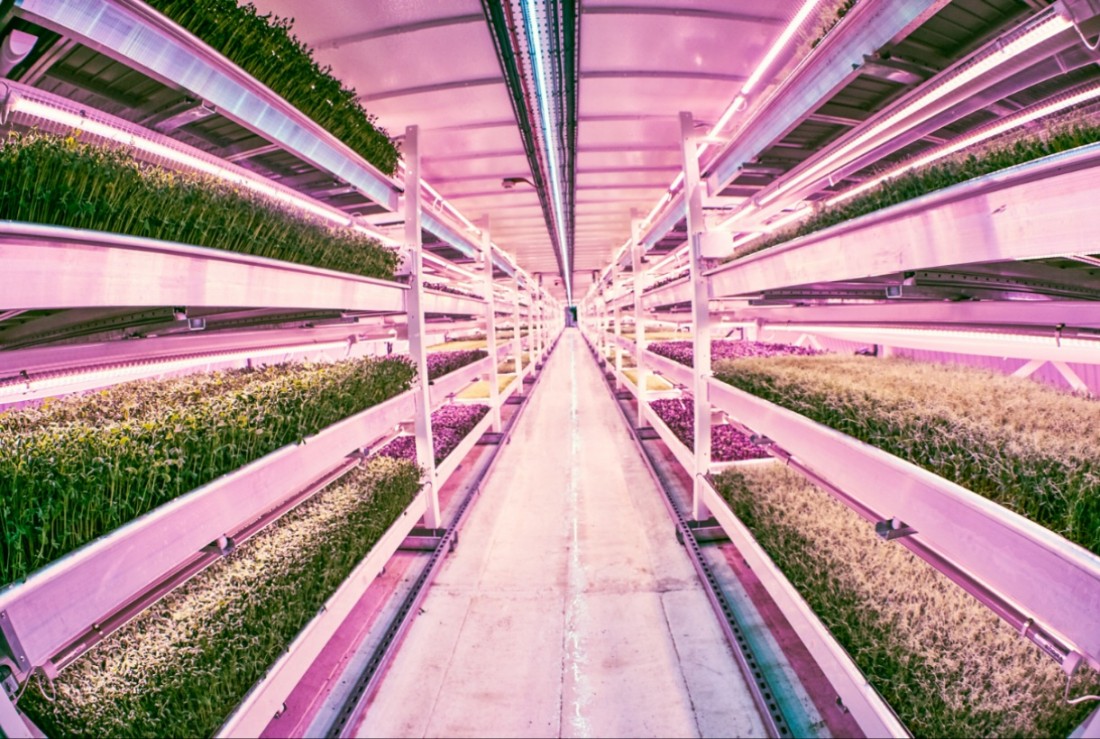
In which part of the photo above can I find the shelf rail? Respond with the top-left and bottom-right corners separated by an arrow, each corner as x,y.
705,377 -> 1100,672
706,142 -> 1100,299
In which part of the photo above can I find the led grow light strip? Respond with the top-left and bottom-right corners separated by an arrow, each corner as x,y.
638,0 -> 824,233
744,11 -> 1072,214
520,0 -> 573,303
421,179 -> 481,234
0,339 -> 358,400
825,80 -> 1100,207
767,323 -> 1100,350
6,80 -> 524,284
421,250 -> 482,283
741,0 -> 824,96
4,86 -> 403,247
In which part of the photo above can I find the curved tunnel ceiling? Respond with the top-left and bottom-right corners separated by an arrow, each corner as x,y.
248,0 -> 806,302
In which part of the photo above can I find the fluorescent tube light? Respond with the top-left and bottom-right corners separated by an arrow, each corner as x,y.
751,12 -> 1072,211
3,85 -> 404,247
826,80 -> 1100,207
741,0 -> 824,95
520,0 -> 573,303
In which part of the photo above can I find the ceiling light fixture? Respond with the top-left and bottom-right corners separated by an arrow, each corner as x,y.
502,176 -> 538,189
520,0 -> 573,303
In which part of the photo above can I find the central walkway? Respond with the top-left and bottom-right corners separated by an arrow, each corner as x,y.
356,329 -> 765,738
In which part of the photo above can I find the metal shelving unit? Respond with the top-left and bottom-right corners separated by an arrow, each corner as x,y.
0,3 -> 564,735
576,4 -> 1100,736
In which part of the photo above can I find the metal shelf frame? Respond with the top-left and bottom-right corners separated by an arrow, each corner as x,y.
0,125 -> 554,739
706,141 -> 1100,299
0,3 -> 566,732
705,377 -> 1100,672
217,325 -> 558,739
629,0 -> 945,259
0,340 -> 547,729
12,0 -> 519,274
571,6 -> 1100,737
581,317 -> 1100,733
577,327 -> 908,738
0,221 -> 408,312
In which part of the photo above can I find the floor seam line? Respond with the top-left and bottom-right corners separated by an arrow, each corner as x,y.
416,579 -> 477,737
659,591 -> 705,739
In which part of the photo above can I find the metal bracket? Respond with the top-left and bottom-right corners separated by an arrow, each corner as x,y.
399,527 -> 455,553
677,518 -> 730,546
0,611 -> 28,681
875,517 -> 918,541
476,431 -> 505,446
201,535 -> 236,556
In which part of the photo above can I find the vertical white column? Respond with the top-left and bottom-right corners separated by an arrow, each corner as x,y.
597,286 -> 605,365
613,261 -> 623,390
513,272 -> 523,380
536,273 -> 545,360
631,219 -> 648,428
0,688 -> 31,739
482,228 -> 502,433
602,284 -> 610,360
680,111 -> 711,522
404,125 -> 440,528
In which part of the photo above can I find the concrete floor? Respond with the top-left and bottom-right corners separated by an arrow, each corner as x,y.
356,329 -> 766,738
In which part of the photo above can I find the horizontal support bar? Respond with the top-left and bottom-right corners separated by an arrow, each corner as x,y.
428,355 -> 495,408
707,144 -> 1100,298
642,278 -> 693,311
765,323 -> 1100,364
0,222 -> 406,312
723,301 -> 1100,330
0,324 -> 399,380
422,289 -> 487,317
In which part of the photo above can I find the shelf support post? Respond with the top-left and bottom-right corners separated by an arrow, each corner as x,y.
513,272 -> 523,379
0,687 -> 32,739
404,125 -> 440,529
631,218 -> 648,428
482,227 -> 502,433
536,274 -> 545,362
681,111 -> 711,522
613,260 -> 623,390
